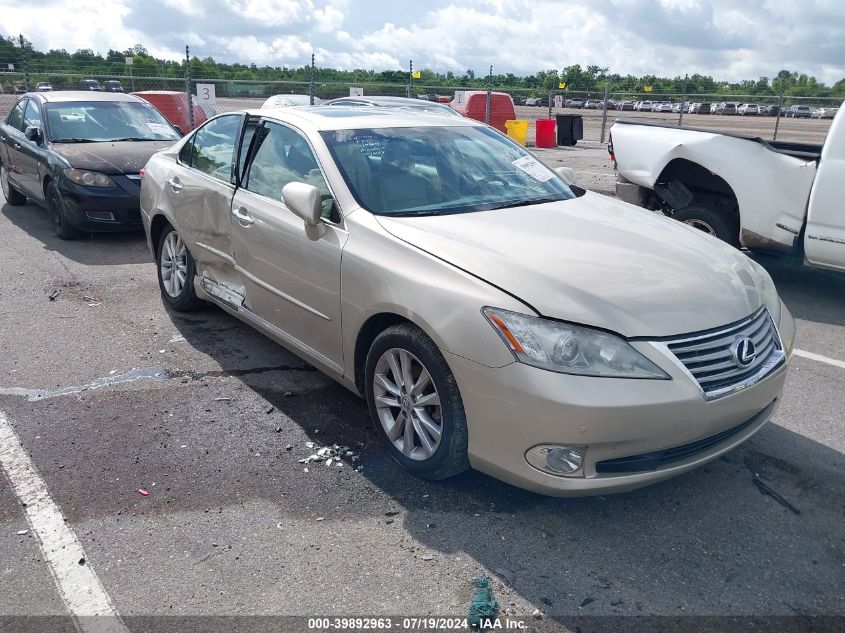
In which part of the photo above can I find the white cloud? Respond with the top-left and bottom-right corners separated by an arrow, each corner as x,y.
1,0 -> 842,85
223,0 -> 314,26
313,4 -> 346,32
209,34 -> 313,64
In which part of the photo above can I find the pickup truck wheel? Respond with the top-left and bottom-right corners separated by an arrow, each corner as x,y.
365,323 -> 470,481
156,226 -> 203,311
673,204 -> 740,248
1,164 -> 27,206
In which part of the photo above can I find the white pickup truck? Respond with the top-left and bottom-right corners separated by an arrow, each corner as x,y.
608,103 -> 845,272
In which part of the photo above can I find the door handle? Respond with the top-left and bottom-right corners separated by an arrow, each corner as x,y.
13,143 -> 21,150
167,177 -> 182,193
232,207 -> 254,226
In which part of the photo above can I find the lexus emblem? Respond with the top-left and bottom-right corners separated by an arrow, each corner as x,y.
732,337 -> 757,367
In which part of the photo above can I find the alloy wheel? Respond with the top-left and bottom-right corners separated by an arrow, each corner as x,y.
160,231 -> 188,297
373,348 -> 443,461
684,218 -> 717,236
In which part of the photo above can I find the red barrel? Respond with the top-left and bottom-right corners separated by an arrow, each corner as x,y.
535,119 -> 556,148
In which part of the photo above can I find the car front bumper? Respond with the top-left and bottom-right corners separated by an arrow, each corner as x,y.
449,302 -> 795,496
59,175 -> 143,232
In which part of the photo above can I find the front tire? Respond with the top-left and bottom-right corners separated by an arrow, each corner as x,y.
156,225 -> 202,311
46,181 -> 82,239
365,323 -> 470,480
673,203 -> 740,248
1,163 -> 27,206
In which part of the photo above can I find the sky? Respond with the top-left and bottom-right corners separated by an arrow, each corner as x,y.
2,0 -> 843,84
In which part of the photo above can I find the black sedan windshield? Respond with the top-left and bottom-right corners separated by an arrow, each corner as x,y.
45,101 -> 180,143
321,126 -> 574,215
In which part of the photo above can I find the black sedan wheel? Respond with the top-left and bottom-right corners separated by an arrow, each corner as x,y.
1,163 -> 27,206
46,181 -> 82,240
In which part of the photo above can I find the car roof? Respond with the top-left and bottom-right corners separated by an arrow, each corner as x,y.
328,96 -> 444,106
248,105 -> 482,131
23,91 -> 143,103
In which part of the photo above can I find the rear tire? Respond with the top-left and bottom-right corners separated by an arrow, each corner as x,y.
156,225 -> 203,311
1,163 -> 27,206
365,323 -> 470,480
673,203 -> 740,248
46,181 -> 83,240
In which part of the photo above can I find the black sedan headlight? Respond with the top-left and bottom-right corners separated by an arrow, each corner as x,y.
63,169 -> 118,188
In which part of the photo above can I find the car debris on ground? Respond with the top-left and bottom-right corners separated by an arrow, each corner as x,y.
298,442 -> 359,468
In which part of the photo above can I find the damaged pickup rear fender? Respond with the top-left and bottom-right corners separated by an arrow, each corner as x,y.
610,121 -> 819,251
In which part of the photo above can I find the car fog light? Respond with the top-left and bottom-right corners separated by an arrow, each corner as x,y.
525,445 -> 586,477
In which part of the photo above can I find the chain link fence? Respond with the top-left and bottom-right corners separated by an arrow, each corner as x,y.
1,36 -> 841,147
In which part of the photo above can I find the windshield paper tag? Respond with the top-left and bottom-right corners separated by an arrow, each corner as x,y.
511,156 -> 553,182
147,123 -> 173,135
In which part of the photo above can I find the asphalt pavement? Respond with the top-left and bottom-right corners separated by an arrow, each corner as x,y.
0,149 -> 843,632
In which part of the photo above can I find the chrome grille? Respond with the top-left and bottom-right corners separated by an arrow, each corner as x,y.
661,308 -> 784,400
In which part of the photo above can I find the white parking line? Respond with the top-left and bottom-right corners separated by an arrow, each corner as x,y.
794,348 -> 845,370
0,410 -> 128,633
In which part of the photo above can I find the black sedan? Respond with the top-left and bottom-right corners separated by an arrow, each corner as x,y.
0,91 -> 180,239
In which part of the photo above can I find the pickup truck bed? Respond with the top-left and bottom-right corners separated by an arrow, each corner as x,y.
614,119 -> 823,160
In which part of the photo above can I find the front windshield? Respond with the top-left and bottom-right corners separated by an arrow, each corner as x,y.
45,101 -> 181,143
321,126 -> 574,216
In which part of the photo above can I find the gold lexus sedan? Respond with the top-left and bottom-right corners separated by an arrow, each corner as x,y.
140,107 -> 794,496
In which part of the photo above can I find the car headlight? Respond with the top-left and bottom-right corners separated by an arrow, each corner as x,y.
482,307 -> 669,379
63,169 -> 118,188
749,260 -> 781,325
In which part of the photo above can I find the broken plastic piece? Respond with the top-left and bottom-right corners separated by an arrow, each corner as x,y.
138,489 -> 150,496
468,577 -> 498,627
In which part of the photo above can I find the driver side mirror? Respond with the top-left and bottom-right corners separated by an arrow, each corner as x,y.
282,182 -> 325,239
24,126 -> 42,143
554,166 -> 576,186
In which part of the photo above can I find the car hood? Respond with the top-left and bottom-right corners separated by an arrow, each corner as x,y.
51,141 -> 174,174
376,193 -> 764,338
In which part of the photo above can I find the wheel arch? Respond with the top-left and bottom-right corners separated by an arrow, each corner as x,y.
149,214 -> 173,257
656,157 -> 740,226
42,173 -> 53,198
353,312 -> 416,394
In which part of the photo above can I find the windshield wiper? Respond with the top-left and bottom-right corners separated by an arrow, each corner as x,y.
51,138 -> 98,143
107,137 -> 159,142
387,210 -> 445,217
491,196 -> 563,210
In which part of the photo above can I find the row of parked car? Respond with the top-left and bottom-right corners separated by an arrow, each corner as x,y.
11,79 -> 126,94
553,98 -> 837,119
